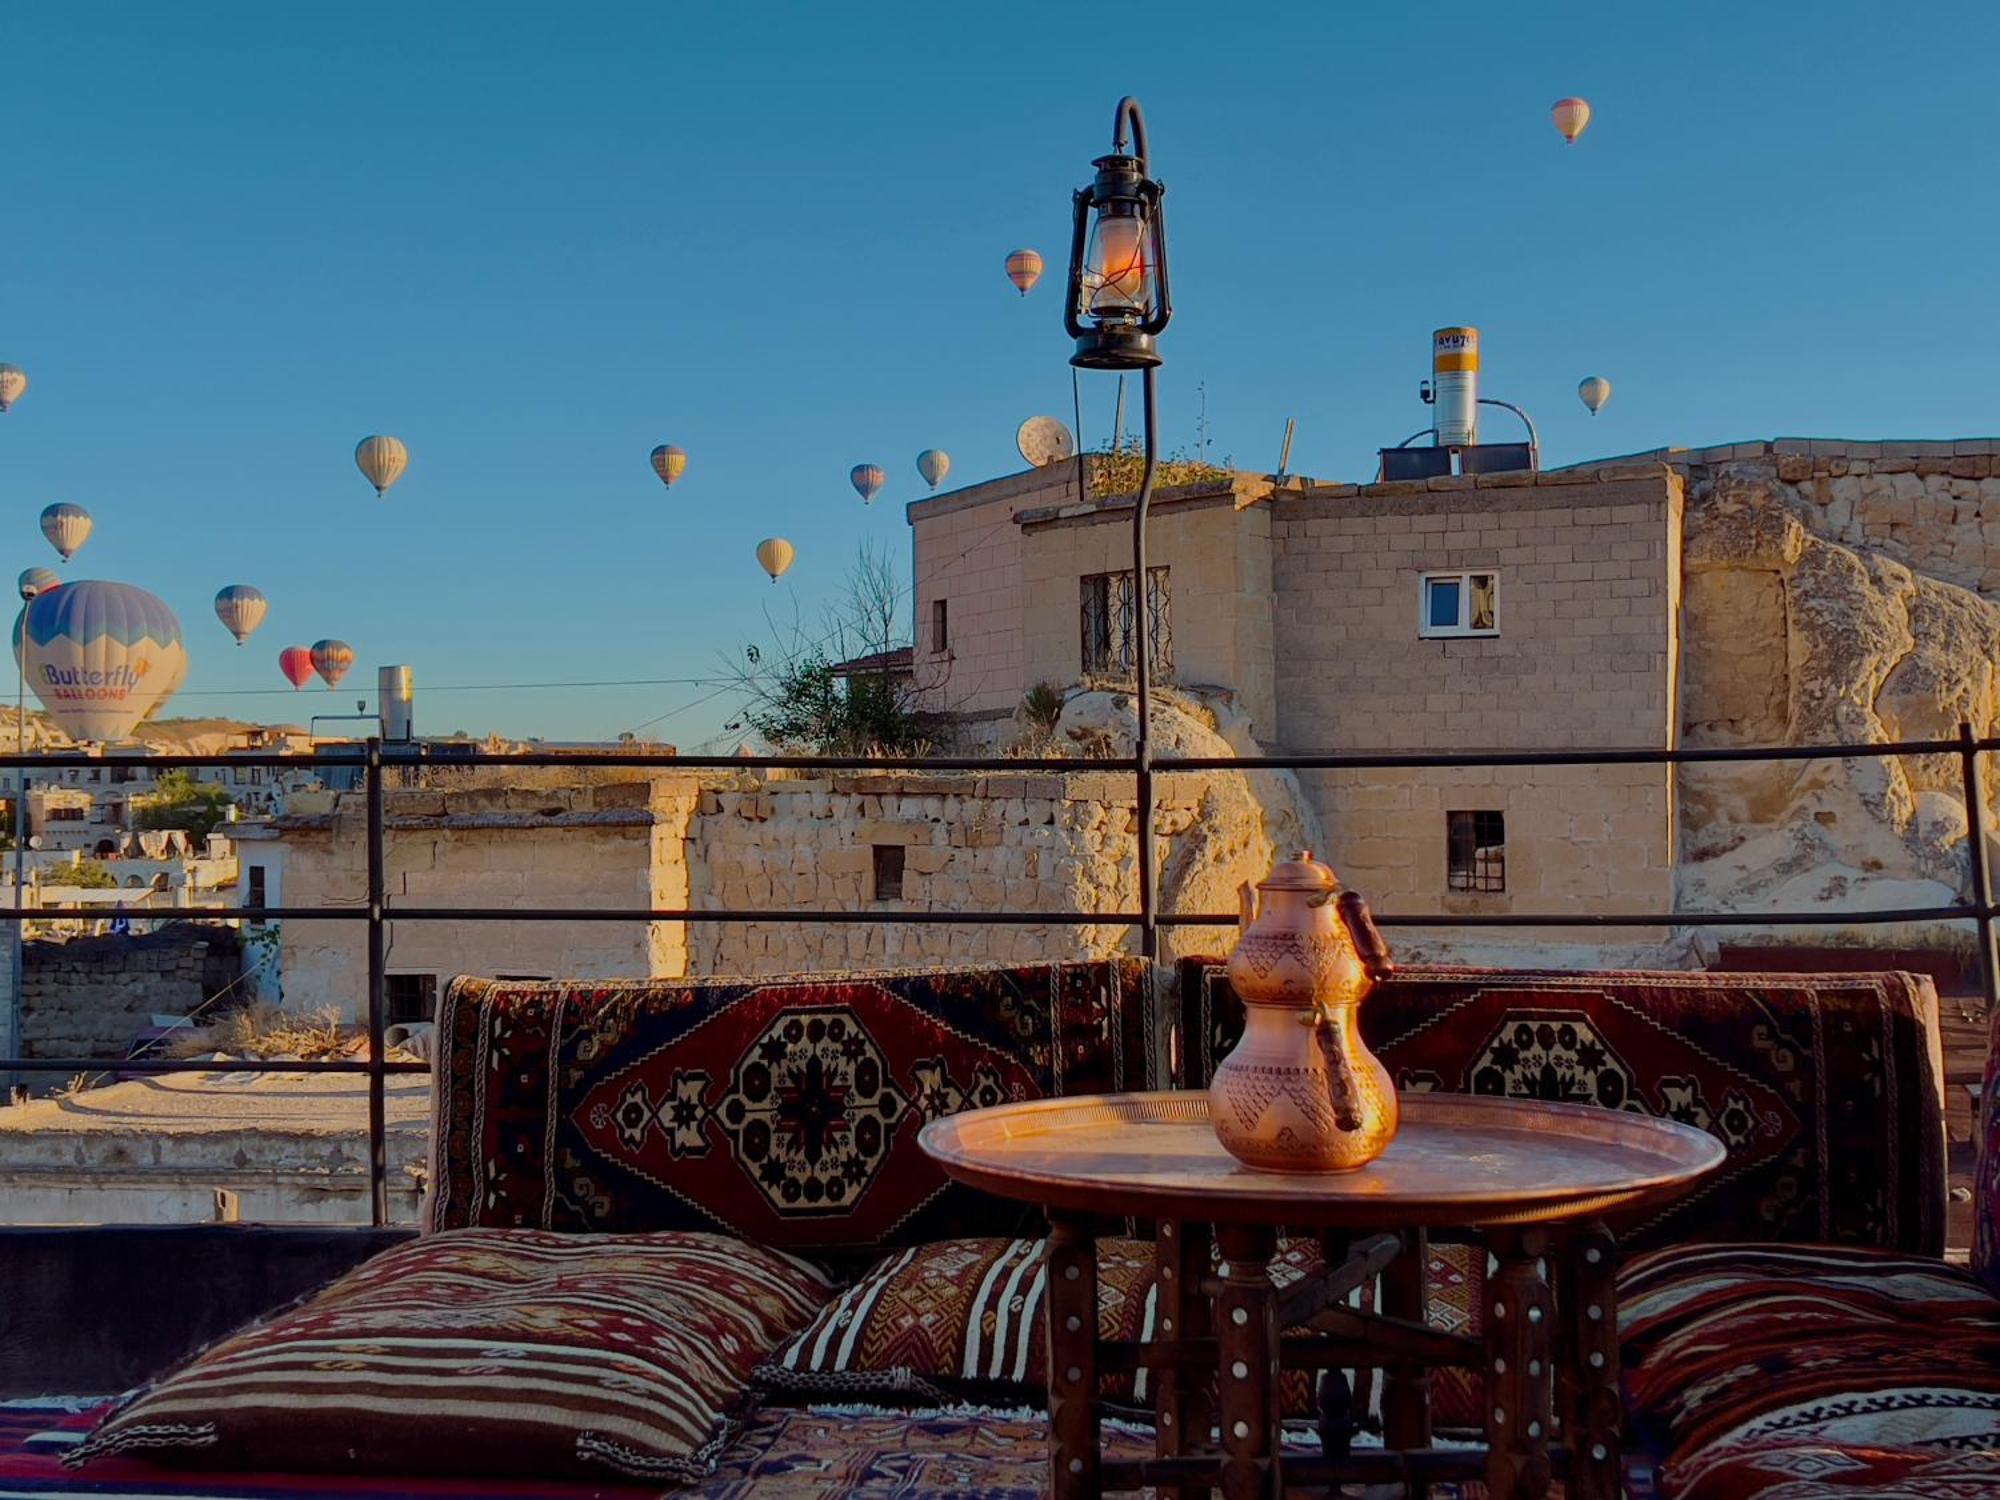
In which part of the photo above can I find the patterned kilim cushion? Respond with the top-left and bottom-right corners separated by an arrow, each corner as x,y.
1178,961 -> 1947,1253
429,962 -> 1155,1250
66,1230 -> 836,1485
1975,1000 -> 2000,1296
755,1235 -> 1328,1414
1618,1241 -> 2000,1494
1657,1442 -> 2000,1500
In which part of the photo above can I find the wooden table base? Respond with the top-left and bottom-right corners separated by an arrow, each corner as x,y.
1042,1214 -> 1627,1499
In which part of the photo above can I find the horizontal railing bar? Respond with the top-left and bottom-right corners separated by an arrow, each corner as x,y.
0,734 -> 1994,775
1,1057 -> 429,1074
1,903 -> 1981,927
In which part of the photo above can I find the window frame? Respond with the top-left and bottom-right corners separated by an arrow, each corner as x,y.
930,597 -> 949,655
871,844 -> 906,902
1445,809 -> 1507,893
1417,569 -> 1500,639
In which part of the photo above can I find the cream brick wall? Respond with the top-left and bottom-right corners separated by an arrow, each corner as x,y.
261,781 -> 695,1020
909,470 -> 1076,718
1017,487 -> 1279,738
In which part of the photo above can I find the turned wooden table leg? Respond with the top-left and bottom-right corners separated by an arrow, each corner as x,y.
1561,1219 -> 1623,1500
1215,1222 -> 1281,1500
1380,1226 -> 1434,1457
1046,1212 -> 1100,1500
1483,1225 -> 1555,1500
1154,1218 -> 1213,1498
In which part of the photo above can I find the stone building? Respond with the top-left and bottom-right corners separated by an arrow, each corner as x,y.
910,437 -> 2000,953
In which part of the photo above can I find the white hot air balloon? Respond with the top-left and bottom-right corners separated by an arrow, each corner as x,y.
19,580 -> 187,742
916,449 -> 951,490
0,364 -> 27,413
1551,97 -> 1592,144
214,584 -> 269,646
40,503 -> 92,563
355,435 -> 409,498
1578,375 -> 1613,415
755,538 -> 795,583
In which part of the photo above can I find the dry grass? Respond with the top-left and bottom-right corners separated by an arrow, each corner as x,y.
166,1002 -> 348,1060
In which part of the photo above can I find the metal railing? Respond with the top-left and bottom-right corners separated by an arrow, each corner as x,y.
1,725 -> 1994,1227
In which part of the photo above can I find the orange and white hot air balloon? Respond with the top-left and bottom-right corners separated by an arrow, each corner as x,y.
755,538 -> 794,583
0,364 -> 27,413
355,435 -> 409,498
310,638 -> 355,689
1551,97 -> 1591,144
1004,249 -> 1043,296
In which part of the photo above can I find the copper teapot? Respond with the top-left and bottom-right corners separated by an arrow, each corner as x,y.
1209,850 -> 1399,1172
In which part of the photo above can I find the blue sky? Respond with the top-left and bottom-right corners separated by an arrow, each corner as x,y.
4,2 -> 1996,744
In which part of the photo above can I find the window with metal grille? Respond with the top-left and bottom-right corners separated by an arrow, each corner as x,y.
1419,571 -> 1499,638
931,598 -> 949,654
385,974 -> 438,1025
1446,810 -> 1506,892
1080,566 -> 1172,678
872,844 -> 905,901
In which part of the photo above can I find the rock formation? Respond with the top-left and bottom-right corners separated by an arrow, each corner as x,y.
1678,463 -> 1997,945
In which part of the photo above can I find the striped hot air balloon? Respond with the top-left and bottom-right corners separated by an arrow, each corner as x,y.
650,443 -> 688,488
19,580 -> 187,742
310,638 -> 355,689
214,585 -> 268,646
17,568 -> 59,602
40,503 -> 92,563
1004,249 -> 1043,296
1551,97 -> 1591,144
849,464 -> 885,504
355,435 -> 409,498
278,645 -> 315,690
0,364 -> 27,413
755,538 -> 794,583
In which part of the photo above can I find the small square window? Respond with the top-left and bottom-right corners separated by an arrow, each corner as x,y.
1418,572 -> 1499,638
872,844 -> 905,901
1446,810 -> 1506,892
931,598 -> 949,654
384,974 -> 438,1025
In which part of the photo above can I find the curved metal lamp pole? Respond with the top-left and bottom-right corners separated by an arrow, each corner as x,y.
1065,96 -> 1172,958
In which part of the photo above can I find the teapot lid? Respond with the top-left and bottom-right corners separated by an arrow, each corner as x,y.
1258,849 -> 1338,893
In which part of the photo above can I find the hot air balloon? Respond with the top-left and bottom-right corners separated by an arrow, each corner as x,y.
279,645 -> 315,690
0,364 -> 26,413
755,538 -> 794,583
214,585 -> 268,646
40,503 -> 91,563
916,449 -> 951,490
355,435 -> 409,498
850,464 -> 886,504
310,639 -> 355,689
1578,375 -> 1613,415
1551,97 -> 1591,144
1004,249 -> 1044,296
19,581 -> 187,742
650,443 -> 688,488
17,568 -> 58,602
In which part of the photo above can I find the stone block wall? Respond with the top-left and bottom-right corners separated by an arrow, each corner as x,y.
1269,467 -> 1682,752
1307,764 -> 1673,946
21,926 -> 237,1059
909,471 -> 1057,718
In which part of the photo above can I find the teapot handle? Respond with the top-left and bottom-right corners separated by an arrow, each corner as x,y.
1335,891 -> 1396,983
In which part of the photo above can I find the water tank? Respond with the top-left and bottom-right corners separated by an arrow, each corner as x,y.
378,665 -> 414,742
1432,326 -> 1479,447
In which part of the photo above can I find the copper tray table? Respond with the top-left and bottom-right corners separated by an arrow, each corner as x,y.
920,1089 -> 1723,1500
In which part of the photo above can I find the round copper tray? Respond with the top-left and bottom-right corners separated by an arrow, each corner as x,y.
919,1090 -> 1725,1229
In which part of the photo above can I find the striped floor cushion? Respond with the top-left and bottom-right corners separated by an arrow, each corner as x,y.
754,1235 -> 1327,1412
67,1230 -> 836,1485
1617,1242 -> 2000,1496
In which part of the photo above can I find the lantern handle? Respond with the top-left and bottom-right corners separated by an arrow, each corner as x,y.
1111,96 -> 1149,173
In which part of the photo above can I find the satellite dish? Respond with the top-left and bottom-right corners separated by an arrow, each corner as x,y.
1016,416 -> 1076,468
